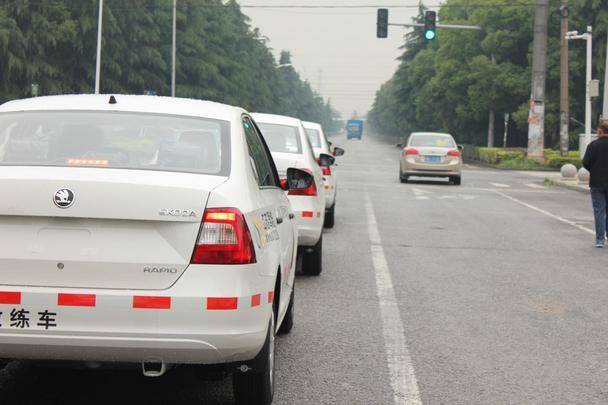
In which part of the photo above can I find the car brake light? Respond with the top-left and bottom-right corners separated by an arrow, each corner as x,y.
322,166 -> 331,176
191,208 -> 256,265
447,150 -> 460,157
404,148 -> 419,156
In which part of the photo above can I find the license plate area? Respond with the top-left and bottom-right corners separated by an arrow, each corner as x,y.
424,155 -> 442,163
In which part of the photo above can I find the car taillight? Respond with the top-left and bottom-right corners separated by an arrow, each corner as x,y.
191,208 -> 256,265
447,150 -> 461,157
322,166 -> 331,176
288,179 -> 317,196
404,148 -> 419,156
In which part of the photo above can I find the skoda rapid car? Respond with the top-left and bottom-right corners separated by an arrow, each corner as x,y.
0,94 -> 314,405
302,121 -> 344,229
251,113 -> 333,276
399,132 -> 463,185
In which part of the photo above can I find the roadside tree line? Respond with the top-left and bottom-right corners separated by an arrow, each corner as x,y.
0,0 -> 339,132
368,0 -> 607,148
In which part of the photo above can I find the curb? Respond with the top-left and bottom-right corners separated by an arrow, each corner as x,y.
544,177 -> 589,194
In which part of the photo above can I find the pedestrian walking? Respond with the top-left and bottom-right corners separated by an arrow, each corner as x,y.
583,119 -> 608,247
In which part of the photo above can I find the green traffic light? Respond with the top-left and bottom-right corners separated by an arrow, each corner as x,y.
425,30 -> 436,40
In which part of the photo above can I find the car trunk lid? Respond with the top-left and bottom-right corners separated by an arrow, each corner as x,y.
0,167 -> 226,290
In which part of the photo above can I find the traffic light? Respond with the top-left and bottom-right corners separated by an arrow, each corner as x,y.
423,11 -> 436,40
377,9 -> 388,38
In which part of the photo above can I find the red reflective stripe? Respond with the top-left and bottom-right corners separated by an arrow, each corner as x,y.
58,293 -> 96,307
268,291 -> 274,304
133,296 -> 171,309
251,294 -> 261,307
302,211 -> 313,218
324,185 -> 331,190
207,297 -> 238,310
0,292 -> 21,305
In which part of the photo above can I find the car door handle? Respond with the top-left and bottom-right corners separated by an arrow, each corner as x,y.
288,213 -> 295,220
276,216 -> 284,224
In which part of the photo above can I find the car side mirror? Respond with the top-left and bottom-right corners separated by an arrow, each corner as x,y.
457,145 -> 464,151
327,141 -> 333,146
396,143 -> 405,148
332,147 -> 345,157
318,153 -> 335,167
284,168 -> 314,191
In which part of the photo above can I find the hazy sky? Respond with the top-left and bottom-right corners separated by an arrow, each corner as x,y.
239,1 -> 425,118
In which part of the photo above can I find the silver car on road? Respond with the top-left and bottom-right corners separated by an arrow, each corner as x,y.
399,132 -> 463,185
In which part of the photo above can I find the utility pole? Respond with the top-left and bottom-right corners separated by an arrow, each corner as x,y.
171,0 -> 177,97
94,0 -> 104,94
487,54 -> 496,147
602,30 -> 608,120
527,0 -> 549,159
559,1 -> 569,156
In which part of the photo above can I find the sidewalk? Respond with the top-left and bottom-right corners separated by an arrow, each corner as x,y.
520,170 -> 589,193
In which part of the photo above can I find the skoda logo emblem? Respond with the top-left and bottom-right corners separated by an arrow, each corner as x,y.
54,188 -> 75,209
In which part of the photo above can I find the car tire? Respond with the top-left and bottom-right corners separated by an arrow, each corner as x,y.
233,315 -> 275,405
452,176 -> 461,186
301,235 -> 322,276
399,170 -> 408,183
324,205 -> 335,228
278,289 -> 294,335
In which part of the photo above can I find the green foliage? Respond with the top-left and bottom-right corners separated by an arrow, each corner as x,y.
462,145 -> 581,169
0,0 -> 339,131
369,0 -> 608,149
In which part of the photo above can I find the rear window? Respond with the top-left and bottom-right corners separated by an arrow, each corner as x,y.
0,111 -> 231,175
305,128 -> 322,148
257,123 -> 302,154
409,134 -> 456,148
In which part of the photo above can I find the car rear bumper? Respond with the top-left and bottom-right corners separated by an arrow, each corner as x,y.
288,196 -> 324,246
0,265 -> 274,365
323,177 -> 337,208
402,159 -> 461,177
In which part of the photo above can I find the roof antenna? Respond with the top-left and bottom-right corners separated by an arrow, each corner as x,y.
109,95 -> 117,104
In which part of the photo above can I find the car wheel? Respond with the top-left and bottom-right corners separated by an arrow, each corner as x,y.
278,289 -> 294,335
233,314 -> 275,405
301,235 -> 322,276
452,176 -> 461,186
324,205 -> 335,228
400,170 -> 408,183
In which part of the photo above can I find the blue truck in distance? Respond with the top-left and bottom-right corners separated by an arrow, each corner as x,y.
346,119 -> 363,140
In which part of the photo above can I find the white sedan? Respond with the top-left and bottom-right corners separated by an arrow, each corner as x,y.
251,113 -> 333,276
0,94 -> 310,404
302,121 -> 344,228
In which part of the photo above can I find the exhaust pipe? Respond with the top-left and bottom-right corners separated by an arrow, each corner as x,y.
142,358 -> 167,377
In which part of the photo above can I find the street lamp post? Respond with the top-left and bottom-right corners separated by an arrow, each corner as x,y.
171,0 -> 177,97
566,26 -> 593,152
94,0 -> 104,94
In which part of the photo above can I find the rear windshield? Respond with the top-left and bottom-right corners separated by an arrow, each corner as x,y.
0,111 -> 231,175
257,123 -> 302,154
409,134 -> 456,148
305,128 -> 322,148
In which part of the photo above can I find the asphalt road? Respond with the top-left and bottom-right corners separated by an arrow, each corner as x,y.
1,134 -> 606,404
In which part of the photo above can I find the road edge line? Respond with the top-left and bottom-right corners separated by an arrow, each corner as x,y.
364,193 -> 422,405
493,190 -> 595,235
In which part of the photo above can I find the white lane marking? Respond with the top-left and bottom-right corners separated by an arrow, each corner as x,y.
525,183 -> 546,189
412,187 -> 431,196
416,196 -> 429,200
494,191 -> 594,235
365,194 -> 422,405
489,182 -> 510,188
438,195 -> 457,199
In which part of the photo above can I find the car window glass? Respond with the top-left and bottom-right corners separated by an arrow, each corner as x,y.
305,128 -> 322,148
256,123 -> 302,154
0,111 -> 231,176
409,134 -> 456,148
243,117 -> 275,187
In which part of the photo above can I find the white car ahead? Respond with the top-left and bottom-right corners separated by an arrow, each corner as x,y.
251,113 -> 334,276
302,121 -> 345,229
0,94 -> 312,405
